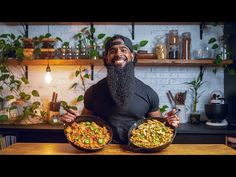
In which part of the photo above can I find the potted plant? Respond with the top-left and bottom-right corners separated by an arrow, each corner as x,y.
207,24 -> 235,75
74,26 -> 109,59
22,37 -> 34,59
184,67 -> 205,124
0,63 -> 46,124
0,33 -> 24,62
33,33 -> 62,59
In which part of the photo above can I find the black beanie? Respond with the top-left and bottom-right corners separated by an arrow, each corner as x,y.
105,35 -> 133,56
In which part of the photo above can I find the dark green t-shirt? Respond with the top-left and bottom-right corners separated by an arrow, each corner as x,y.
84,77 -> 159,144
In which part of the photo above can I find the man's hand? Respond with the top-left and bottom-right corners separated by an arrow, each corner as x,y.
163,109 -> 180,127
59,109 -> 79,123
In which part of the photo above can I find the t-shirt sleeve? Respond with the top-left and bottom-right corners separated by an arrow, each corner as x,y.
147,87 -> 159,112
83,86 -> 94,110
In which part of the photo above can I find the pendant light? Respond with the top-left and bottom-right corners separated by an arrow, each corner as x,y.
45,62 -> 52,84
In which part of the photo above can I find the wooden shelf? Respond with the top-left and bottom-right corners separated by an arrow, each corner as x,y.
5,59 -> 233,67
137,59 -> 233,66
7,59 -> 104,66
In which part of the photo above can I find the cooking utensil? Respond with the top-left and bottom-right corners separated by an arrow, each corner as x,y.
167,91 -> 177,109
175,91 -> 187,105
127,117 -> 176,153
64,115 -> 113,152
62,105 -> 77,116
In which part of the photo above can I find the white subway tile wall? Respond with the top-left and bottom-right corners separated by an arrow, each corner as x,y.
0,24 -> 224,120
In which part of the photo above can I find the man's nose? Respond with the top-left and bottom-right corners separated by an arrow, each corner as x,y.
115,49 -> 122,56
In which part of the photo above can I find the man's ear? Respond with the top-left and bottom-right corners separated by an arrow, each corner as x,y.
131,53 -> 134,61
104,56 -> 108,66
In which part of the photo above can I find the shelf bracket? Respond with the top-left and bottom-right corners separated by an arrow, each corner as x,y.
21,22 -> 29,38
200,22 -> 204,40
25,23 -> 29,38
91,64 -> 94,81
199,65 -> 206,75
131,22 -> 135,40
25,65 -> 28,79
90,23 -> 94,40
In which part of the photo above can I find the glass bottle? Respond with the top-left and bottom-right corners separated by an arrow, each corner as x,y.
181,32 -> 191,60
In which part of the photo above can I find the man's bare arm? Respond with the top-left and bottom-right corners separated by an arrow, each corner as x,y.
147,109 -> 162,117
81,107 -> 94,116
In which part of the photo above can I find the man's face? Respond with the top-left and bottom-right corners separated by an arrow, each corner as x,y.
106,39 -> 134,68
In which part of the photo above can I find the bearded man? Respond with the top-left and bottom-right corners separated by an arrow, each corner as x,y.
60,34 -> 180,143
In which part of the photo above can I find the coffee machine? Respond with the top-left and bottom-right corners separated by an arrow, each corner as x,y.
205,91 -> 228,126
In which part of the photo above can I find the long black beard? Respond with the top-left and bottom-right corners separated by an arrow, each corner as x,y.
107,62 -> 135,107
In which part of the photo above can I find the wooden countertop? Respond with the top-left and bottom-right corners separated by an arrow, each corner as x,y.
0,143 -> 236,155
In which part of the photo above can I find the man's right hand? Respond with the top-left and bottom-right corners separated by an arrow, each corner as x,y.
59,109 -> 78,123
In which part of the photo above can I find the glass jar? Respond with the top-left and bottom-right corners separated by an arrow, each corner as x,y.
61,45 -> 67,59
74,45 -> 80,59
168,30 -> 179,45
181,32 -> 191,60
97,45 -> 104,58
168,30 -> 179,59
155,36 -> 167,59
66,46 -> 73,59
155,44 -> 167,59
80,47 -> 87,58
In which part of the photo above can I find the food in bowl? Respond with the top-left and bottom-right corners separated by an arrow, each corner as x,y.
65,121 -> 111,150
129,119 -> 174,148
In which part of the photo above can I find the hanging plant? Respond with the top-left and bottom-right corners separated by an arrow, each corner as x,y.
0,33 -> 24,62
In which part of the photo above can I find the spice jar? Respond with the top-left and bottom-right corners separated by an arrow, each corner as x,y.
181,32 -> 191,60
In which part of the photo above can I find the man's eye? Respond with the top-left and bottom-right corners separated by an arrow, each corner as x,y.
121,49 -> 128,52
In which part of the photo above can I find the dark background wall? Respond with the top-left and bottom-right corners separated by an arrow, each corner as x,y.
225,22 -> 236,124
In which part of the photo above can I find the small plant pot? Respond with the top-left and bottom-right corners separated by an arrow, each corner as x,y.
190,112 -> 201,124
23,48 -> 34,59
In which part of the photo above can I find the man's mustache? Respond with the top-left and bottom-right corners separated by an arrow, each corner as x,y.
111,56 -> 128,63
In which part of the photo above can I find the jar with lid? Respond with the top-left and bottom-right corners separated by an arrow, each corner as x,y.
181,32 -> 191,60
66,46 -> 73,59
168,30 -> 179,45
155,36 -> 167,59
168,30 -> 179,59
74,45 -> 80,59
60,45 -> 68,59
97,45 -> 104,58
219,36 -> 230,60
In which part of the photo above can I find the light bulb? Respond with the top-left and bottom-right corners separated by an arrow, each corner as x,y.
45,72 -> 52,84
45,64 -> 52,84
